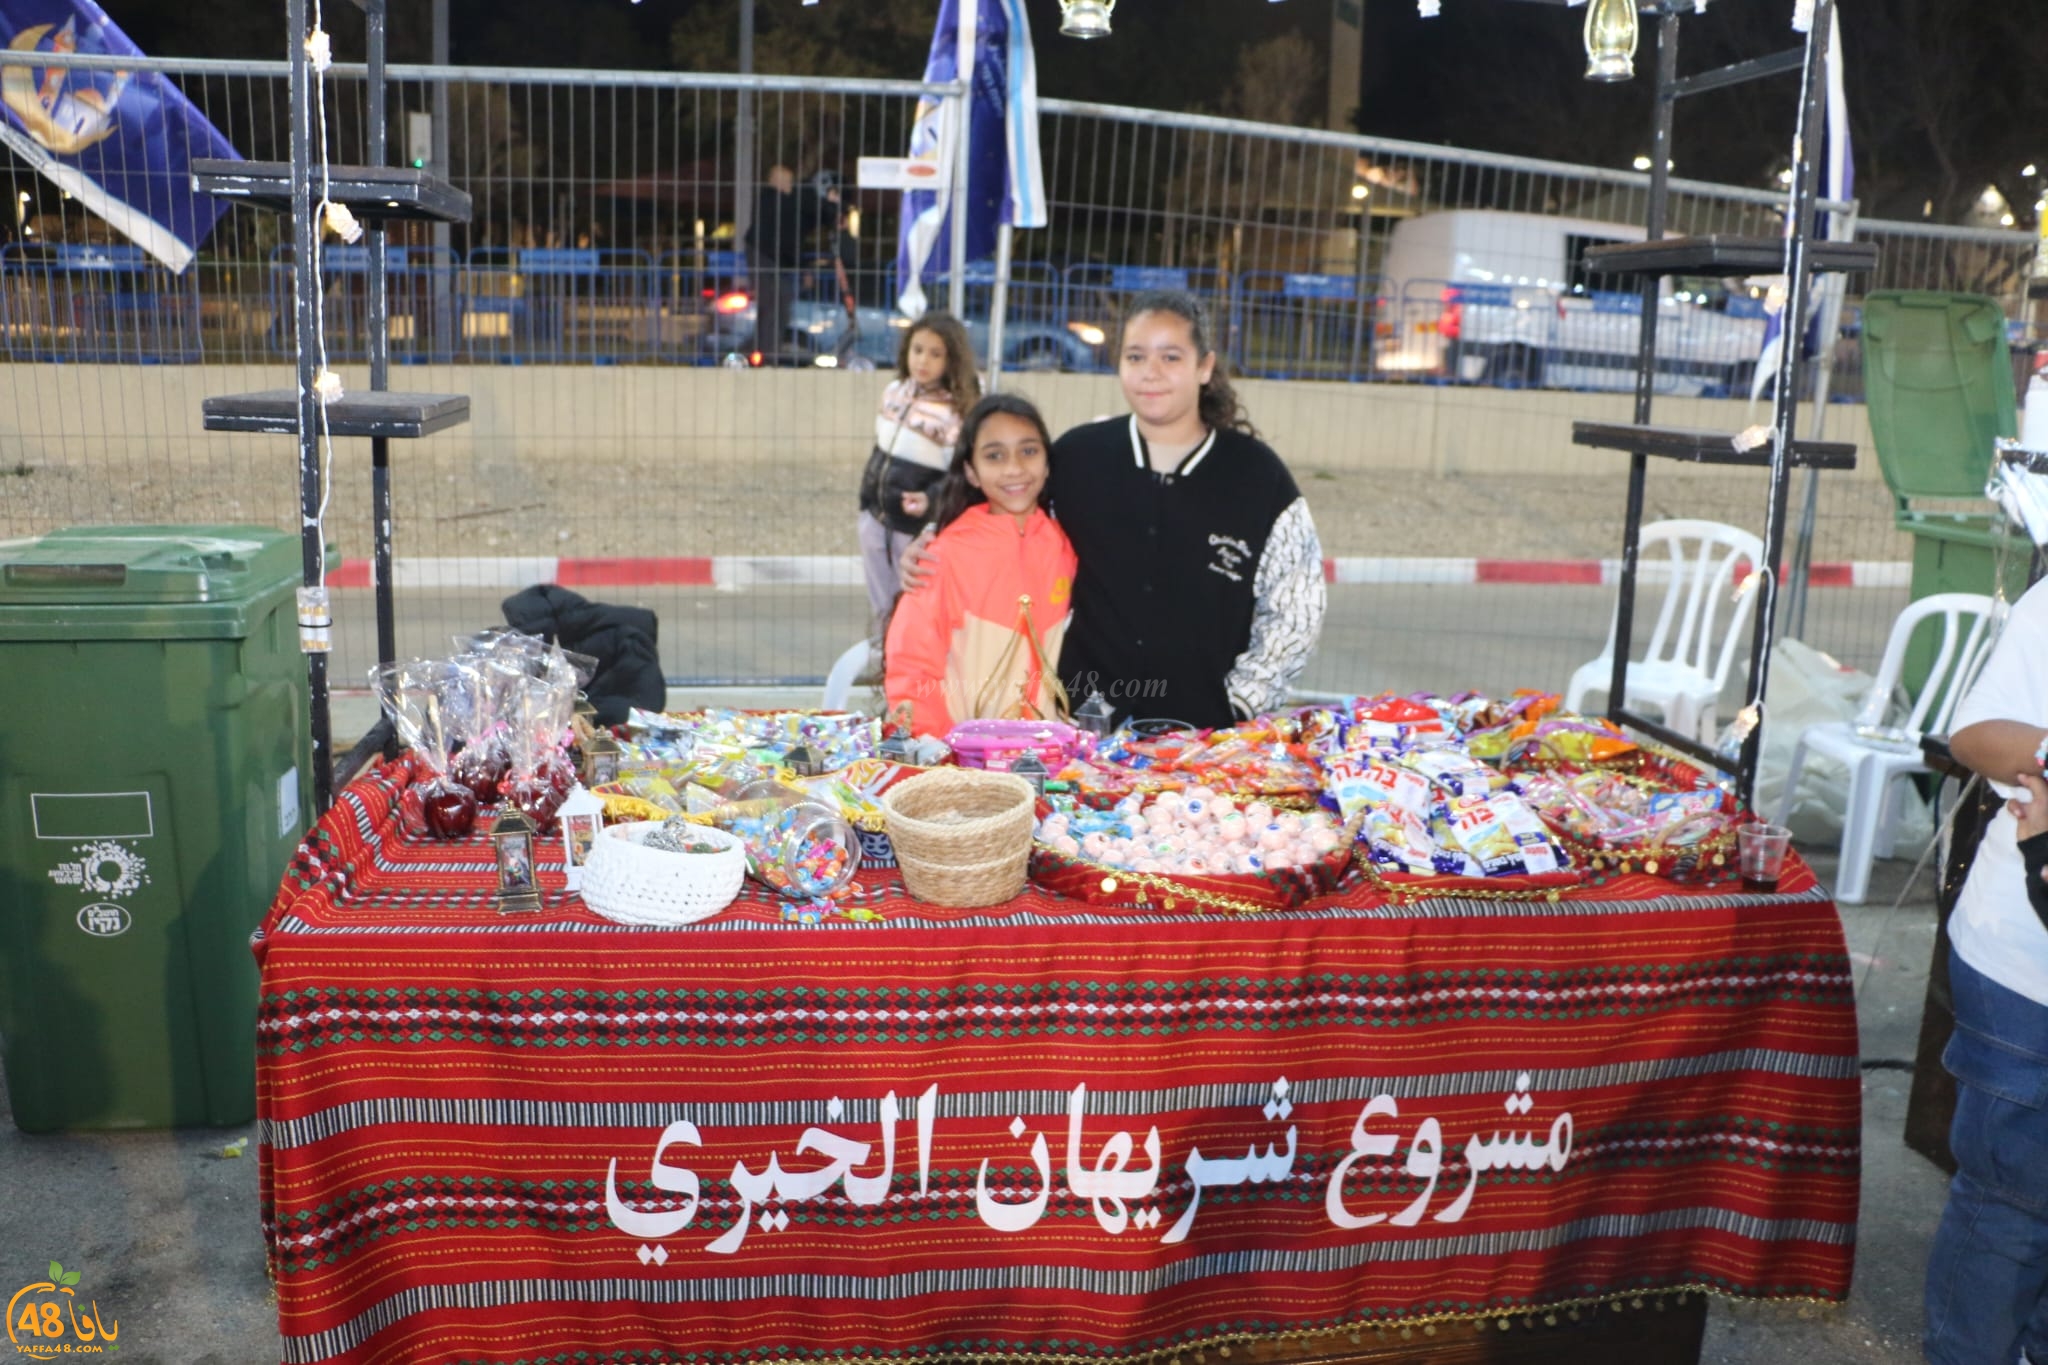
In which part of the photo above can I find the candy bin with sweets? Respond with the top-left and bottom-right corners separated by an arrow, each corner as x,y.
713,780 -> 861,903
373,659 -> 479,840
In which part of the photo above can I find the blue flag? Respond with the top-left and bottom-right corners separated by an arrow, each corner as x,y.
0,2 -> 239,272
895,0 -> 1046,317
1750,8 -> 1852,403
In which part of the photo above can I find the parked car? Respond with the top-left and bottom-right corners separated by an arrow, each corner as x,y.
1372,209 -> 1768,397
702,285 -> 1099,373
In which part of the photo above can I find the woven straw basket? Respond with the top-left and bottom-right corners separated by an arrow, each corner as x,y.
580,821 -> 747,925
880,768 -> 1035,907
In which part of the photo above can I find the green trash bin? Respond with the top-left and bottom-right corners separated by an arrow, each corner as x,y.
1859,290 -> 2025,691
0,525 -> 312,1131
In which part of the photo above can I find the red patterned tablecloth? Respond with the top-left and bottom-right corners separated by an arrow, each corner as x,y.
254,761 -> 1859,1365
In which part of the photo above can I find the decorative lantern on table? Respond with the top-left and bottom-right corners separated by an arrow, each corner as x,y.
1009,750 -> 1049,796
784,742 -> 826,778
491,807 -> 543,914
1074,691 -> 1118,740
557,784 -> 606,893
582,732 -> 622,788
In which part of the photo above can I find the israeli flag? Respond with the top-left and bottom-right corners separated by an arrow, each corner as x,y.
895,0 -> 1047,318
0,1 -> 239,272
1750,7 -> 1852,403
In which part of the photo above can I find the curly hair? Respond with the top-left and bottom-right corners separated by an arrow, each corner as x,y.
896,310 -> 981,415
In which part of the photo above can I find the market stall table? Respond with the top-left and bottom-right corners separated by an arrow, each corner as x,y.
254,762 -> 1859,1365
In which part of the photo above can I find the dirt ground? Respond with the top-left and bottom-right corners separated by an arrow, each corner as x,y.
1,444 -> 1911,566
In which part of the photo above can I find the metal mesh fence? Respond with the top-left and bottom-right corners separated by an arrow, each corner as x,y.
0,53 -> 2036,717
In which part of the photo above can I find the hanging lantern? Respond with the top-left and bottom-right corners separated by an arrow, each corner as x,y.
1583,0 -> 1638,82
1058,0 -> 1115,39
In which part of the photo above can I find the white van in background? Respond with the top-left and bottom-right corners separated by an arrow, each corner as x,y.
1371,209 -> 1769,396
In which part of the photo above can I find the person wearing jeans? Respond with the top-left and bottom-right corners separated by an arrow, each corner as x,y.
1925,578 -> 2048,1364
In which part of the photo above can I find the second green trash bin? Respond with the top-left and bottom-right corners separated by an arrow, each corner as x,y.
1859,290 -> 2029,692
0,525 -> 312,1131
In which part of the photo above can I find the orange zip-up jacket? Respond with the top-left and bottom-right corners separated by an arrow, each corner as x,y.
884,505 -> 1077,737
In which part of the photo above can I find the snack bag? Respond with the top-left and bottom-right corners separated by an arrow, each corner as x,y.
1398,744 -> 1505,799
1348,696 -> 1449,749
1364,803 -> 1482,877
1442,792 -> 1567,876
1323,753 -> 1433,822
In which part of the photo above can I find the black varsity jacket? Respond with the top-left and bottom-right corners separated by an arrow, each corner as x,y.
1048,415 -> 1325,729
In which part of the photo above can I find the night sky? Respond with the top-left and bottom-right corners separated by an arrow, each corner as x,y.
101,0 -> 2048,225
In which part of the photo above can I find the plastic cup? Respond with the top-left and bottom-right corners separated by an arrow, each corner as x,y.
1737,822 -> 1792,893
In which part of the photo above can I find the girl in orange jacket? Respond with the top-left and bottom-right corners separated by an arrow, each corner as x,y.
884,394 -> 1078,737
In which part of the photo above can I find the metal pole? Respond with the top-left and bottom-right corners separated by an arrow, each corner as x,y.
367,1 -> 398,727
1785,199 -> 1860,641
987,221 -> 1012,390
1738,0 -> 1835,810
735,0 -> 755,248
431,0 -> 451,361
1605,9 -> 1681,732
947,1 -> 974,322
289,0 -> 333,809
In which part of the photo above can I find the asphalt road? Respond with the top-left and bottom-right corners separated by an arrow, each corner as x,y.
325,582 -> 1907,704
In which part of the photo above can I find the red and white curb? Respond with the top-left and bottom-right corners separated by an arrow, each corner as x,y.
328,555 -> 1912,591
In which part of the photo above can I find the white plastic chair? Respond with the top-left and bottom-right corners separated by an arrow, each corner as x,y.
821,640 -> 875,711
1774,592 -> 1997,905
1563,519 -> 1766,744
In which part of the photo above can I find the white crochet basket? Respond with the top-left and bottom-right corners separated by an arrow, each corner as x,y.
579,821 -> 747,925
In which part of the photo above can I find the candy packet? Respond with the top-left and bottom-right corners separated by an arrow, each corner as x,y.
1398,744 -> 1505,799
1440,791 -> 1567,876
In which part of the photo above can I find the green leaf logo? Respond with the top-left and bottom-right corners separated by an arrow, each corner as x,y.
46,1260 -> 81,1287
61,1270 -> 80,1287
47,1260 -> 61,1281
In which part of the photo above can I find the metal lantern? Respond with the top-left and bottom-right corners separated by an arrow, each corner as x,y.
1058,0 -> 1115,39
491,807 -> 543,914
557,783 -> 606,894
581,732 -> 622,788
784,742 -> 825,778
1583,0 -> 1638,82
1074,691 -> 1118,738
1009,750 -> 1049,796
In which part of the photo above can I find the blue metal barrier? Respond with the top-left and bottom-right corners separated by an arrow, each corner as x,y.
927,259 -> 1075,370
1233,271 -> 1378,381
0,243 -> 201,362
656,247 -> 749,363
1059,264 -> 1230,373
460,247 -> 659,363
265,244 -> 463,363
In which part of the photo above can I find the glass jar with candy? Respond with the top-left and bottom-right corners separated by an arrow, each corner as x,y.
715,780 -> 861,900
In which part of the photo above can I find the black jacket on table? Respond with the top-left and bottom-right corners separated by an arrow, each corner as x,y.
1048,415 -> 1326,729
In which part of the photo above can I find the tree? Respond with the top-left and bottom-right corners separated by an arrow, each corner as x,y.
669,0 -> 938,80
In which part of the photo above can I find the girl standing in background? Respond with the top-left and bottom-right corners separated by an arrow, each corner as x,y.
857,311 -> 979,639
